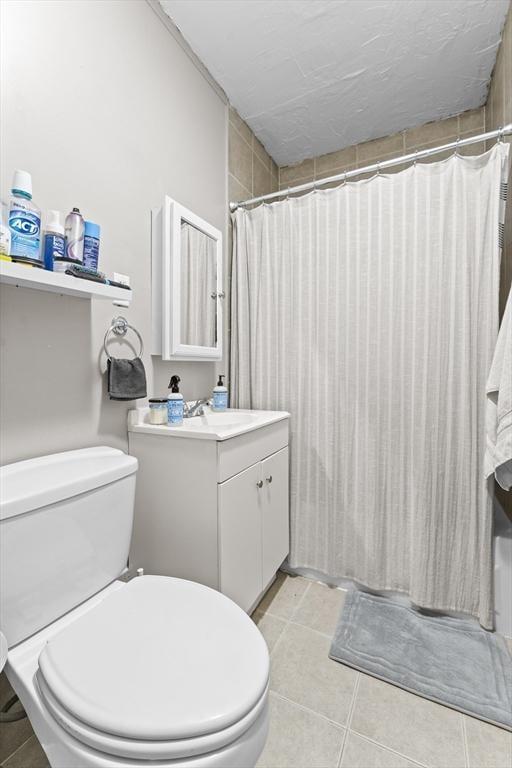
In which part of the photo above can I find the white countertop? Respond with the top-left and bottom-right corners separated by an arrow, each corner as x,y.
128,406 -> 289,441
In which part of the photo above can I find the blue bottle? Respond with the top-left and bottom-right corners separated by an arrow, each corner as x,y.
83,220 -> 100,270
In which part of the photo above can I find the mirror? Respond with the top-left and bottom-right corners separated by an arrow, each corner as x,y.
180,221 -> 217,347
152,196 -> 223,361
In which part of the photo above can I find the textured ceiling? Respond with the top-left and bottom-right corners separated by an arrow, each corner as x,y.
160,0 -> 510,167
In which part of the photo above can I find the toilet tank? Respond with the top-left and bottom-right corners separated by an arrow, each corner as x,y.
0,447 -> 138,647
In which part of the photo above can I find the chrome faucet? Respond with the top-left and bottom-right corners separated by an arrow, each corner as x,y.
184,398 -> 209,418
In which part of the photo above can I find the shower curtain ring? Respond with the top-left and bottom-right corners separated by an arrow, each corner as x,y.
377,162 -> 381,176
498,128 -> 503,144
413,150 -> 418,167
455,137 -> 460,156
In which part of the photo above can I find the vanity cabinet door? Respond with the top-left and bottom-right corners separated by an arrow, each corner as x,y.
219,463 -> 262,612
261,448 -> 290,588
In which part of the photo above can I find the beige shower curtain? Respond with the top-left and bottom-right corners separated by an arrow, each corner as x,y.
231,144 -> 509,628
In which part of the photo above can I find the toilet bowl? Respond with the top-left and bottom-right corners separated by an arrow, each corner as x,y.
0,448 -> 270,767
6,577 -> 269,768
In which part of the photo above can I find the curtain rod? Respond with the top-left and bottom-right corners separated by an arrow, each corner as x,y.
230,124 -> 512,212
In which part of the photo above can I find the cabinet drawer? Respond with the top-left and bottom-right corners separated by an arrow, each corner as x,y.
217,419 -> 289,482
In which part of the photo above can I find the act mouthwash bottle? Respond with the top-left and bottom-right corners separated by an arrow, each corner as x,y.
9,170 -> 42,267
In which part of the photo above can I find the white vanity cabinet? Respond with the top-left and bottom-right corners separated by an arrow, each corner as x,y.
128,411 -> 289,613
219,446 -> 289,610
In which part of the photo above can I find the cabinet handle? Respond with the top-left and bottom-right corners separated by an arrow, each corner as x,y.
256,480 -> 263,488
266,475 -> 273,483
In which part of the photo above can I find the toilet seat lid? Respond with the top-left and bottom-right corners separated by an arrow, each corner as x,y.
38,576 -> 269,742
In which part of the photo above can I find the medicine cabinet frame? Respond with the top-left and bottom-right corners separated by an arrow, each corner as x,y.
152,195 -> 223,361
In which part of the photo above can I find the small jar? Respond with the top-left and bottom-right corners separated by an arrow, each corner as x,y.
148,398 -> 168,425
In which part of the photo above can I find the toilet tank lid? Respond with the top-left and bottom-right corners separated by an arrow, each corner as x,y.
0,447 -> 138,521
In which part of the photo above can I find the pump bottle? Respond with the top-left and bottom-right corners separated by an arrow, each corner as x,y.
212,374 -> 228,412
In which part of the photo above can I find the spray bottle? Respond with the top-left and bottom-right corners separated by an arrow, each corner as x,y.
64,207 -> 84,264
167,375 -> 184,426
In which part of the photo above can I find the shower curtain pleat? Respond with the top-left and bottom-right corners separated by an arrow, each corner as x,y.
230,145 -> 509,628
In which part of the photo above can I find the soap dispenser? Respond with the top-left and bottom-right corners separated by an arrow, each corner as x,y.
167,375 -> 184,426
212,374 -> 228,412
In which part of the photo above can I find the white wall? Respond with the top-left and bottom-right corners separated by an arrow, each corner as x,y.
0,0 -> 227,463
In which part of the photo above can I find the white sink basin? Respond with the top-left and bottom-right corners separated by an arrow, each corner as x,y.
128,407 -> 289,441
184,411 -> 260,429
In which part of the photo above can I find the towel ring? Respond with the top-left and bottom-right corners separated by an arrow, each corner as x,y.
103,316 -> 144,360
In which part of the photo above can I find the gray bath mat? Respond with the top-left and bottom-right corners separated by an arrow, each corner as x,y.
329,590 -> 512,730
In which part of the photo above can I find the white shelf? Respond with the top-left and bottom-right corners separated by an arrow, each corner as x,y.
0,261 -> 132,304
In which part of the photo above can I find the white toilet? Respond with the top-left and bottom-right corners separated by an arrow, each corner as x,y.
0,447 -> 270,768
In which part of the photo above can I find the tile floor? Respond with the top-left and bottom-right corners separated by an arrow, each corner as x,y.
0,572 -> 511,768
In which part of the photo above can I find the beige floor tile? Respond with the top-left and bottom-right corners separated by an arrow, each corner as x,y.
341,732 -> 421,768
351,675 -> 465,768
253,610 -> 288,653
292,582 -> 346,635
0,673 -> 35,764
270,623 -> 357,725
257,573 -> 311,620
3,736 -> 49,768
0,672 -> 14,702
465,716 -> 512,768
257,693 -> 344,768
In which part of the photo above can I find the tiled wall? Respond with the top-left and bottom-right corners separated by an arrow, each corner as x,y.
228,106 -> 278,205
279,107 -> 486,190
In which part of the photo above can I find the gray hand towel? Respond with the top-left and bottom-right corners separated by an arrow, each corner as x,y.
107,357 -> 147,401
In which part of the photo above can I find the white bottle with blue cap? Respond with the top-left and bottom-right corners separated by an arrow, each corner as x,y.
212,374 -> 228,411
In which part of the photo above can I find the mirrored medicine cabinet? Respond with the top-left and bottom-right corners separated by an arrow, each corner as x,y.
152,196 -> 223,361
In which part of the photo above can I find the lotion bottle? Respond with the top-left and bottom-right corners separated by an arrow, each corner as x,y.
212,374 -> 228,412
167,375 -> 184,425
